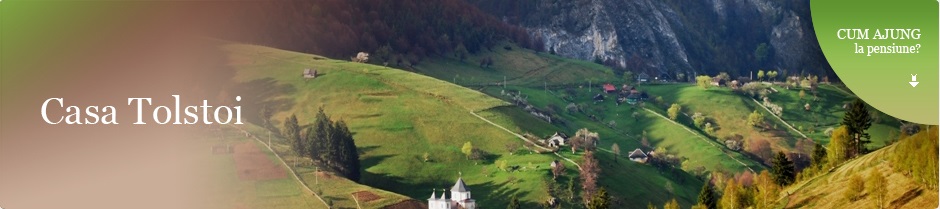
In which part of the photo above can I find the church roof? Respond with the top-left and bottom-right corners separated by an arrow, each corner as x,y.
451,177 -> 470,192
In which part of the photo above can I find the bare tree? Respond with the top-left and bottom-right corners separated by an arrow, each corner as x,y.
551,160 -> 566,180
611,143 -> 621,162
580,151 -> 601,205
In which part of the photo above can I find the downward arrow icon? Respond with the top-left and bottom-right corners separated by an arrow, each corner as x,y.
910,74 -> 919,87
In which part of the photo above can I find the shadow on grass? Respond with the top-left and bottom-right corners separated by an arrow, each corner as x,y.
230,77 -> 297,132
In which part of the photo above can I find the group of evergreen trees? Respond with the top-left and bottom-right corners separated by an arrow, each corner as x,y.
283,108 -> 361,182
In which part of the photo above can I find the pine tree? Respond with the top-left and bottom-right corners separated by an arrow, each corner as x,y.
309,107 -> 332,162
283,114 -> 304,156
771,152 -> 795,186
697,182 -> 717,209
842,98 -> 872,157
811,143 -> 827,168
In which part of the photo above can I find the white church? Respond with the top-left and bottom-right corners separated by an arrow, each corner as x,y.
428,177 -> 477,209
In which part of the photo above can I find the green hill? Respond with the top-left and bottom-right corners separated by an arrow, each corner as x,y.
219,43 -> 702,208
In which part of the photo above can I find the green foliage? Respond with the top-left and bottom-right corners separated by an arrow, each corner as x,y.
867,169 -> 887,209
704,123 -> 716,136
811,143 -> 827,168
757,70 -> 765,81
696,75 -> 713,89
455,43 -> 469,62
697,183 -> 717,209
283,114 -> 303,156
497,159 -> 509,171
755,43 -> 770,66
462,141 -> 474,159
842,98 -> 873,157
767,71 -> 778,82
585,188 -> 611,209
304,108 -> 361,181
770,152 -> 795,186
746,110 -> 764,129
667,104 -> 682,121
692,112 -> 706,128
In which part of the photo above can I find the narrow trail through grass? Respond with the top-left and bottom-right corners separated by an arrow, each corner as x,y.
642,108 -> 757,173
750,98 -> 810,139
469,111 -> 582,170
226,124 -> 331,208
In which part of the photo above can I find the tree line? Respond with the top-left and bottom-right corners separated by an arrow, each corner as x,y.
283,108 -> 361,182
215,0 -> 543,64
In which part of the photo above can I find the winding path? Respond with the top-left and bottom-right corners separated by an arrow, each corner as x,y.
468,111 -> 582,170
227,124 -> 331,208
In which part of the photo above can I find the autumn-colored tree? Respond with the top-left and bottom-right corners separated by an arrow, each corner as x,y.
719,179 -> 742,209
867,169 -> 887,208
581,151 -> 601,205
663,198 -> 680,209
611,143 -> 621,161
844,173 -> 865,201
828,126 -> 851,166
551,160 -> 566,180
757,70 -> 765,81
573,128 -> 600,152
753,170 -> 779,209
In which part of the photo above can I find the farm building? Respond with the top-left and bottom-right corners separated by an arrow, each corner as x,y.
602,84 -> 616,93
303,69 -> 318,79
628,148 -> 649,163
545,132 -> 568,147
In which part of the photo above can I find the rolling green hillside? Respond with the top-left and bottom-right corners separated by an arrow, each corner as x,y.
220,43 -> 702,208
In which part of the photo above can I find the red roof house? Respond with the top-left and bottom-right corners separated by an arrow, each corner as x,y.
603,84 -> 616,93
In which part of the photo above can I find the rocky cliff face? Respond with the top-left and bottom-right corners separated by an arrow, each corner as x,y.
470,0 -> 832,79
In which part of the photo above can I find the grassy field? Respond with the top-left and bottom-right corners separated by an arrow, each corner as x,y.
206,125 -> 327,208
222,43 -> 573,208
413,42 -> 618,88
782,128 -> 938,209
765,84 -> 901,148
479,84 -> 764,173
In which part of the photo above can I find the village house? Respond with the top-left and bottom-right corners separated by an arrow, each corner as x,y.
303,69 -> 318,79
637,73 -> 650,83
428,177 -> 477,209
545,132 -> 568,148
628,148 -> 649,163
602,84 -> 617,93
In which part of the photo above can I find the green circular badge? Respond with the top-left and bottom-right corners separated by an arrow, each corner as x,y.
813,0 -> 939,125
